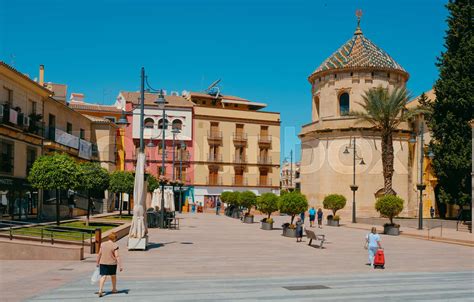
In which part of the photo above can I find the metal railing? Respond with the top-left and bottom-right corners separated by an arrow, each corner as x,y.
233,132 -> 247,143
0,103 -> 45,136
427,224 -> 443,239
206,176 -> 223,185
207,154 -> 223,162
233,155 -> 247,164
257,156 -> 272,165
257,178 -> 272,186
232,177 -> 248,186
207,130 -> 222,140
258,135 -> 272,144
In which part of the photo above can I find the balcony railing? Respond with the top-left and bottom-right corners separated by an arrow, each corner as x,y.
233,132 -> 247,145
258,178 -> 272,186
207,130 -> 222,141
0,104 -> 44,136
257,156 -> 272,165
207,154 -> 223,162
258,135 -> 272,145
232,177 -> 248,186
206,176 -> 223,186
233,155 -> 247,164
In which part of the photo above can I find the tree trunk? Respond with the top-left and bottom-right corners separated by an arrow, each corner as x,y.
56,189 -> 60,226
267,213 -> 271,219
290,215 -> 295,225
128,194 -> 132,215
381,132 -> 396,195
119,193 -> 123,218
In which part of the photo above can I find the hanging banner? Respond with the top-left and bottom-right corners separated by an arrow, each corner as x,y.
55,128 -> 79,149
78,139 -> 92,159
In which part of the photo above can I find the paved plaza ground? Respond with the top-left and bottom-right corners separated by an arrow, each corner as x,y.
1,213 -> 473,301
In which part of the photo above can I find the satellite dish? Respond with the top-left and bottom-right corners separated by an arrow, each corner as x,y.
206,79 -> 221,92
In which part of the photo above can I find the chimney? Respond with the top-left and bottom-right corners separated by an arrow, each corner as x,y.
39,65 -> 44,86
70,93 -> 85,103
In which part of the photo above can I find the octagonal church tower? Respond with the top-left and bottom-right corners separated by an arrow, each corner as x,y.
299,17 -> 418,220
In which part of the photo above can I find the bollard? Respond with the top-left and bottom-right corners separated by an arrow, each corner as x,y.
94,228 -> 102,254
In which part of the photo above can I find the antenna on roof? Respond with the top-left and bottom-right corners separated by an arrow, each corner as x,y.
355,9 -> 363,35
206,79 -> 221,98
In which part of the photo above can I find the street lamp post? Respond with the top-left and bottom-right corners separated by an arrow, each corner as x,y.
178,141 -> 185,213
171,127 -> 180,212
343,137 -> 365,223
154,91 -> 168,229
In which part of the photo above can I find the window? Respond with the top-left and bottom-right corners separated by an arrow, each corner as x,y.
172,119 -> 183,130
80,129 -> 85,139
66,122 -> 72,134
339,93 -> 350,116
158,118 -> 168,129
0,140 -> 14,174
144,118 -> 154,129
313,96 -> 320,120
29,100 -> 37,114
26,148 -> 36,174
3,87 -> 12,105
158,166 -> 166,176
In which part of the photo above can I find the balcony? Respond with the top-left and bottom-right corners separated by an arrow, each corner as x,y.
233,155 -> 247,165
206,176 -> 223,186
257,156 -> 272,165
232,176 -> 248,186
44,126 -> 95,160
175,151 -> 190,162
0,103 -> 44,137
207,130 -> 222,145
258,134 -> 272,146
258,178 -> 273,187
233,132 -> 247,146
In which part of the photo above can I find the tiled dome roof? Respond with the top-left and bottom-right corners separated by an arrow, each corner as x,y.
309,27 -> 408,81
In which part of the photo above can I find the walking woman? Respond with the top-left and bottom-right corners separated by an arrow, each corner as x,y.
366,227 -> 382,267
96,232 -> 123,297
309,207 -> 316,228
296,217 -> 304,242
317,208 -> 323,229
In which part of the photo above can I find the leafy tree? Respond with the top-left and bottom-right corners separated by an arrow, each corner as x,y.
427,0 -> 473,208
109,171 -> 134,217
220,191 -> 232,204
257,192 -> 279,220
28,153 -> 81,225
77,162 -> 110,225
227,191 -> 241,207
323,194 -> 347,216
147,174 -> 159,193
238,190 -> 257,216
278,191 -> 308,225
351,87 -> 419,195
375,195 -> 404,225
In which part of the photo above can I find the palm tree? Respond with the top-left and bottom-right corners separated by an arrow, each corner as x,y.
351,86 -> 416,196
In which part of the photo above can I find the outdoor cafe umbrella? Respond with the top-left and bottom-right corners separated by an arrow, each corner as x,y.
151,188 -> 161,209
164,188 -> 175,212
129,152 -> 148,239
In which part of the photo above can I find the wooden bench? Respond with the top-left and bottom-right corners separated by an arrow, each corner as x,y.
167,217 -> 181,230
305,229 -> 325,248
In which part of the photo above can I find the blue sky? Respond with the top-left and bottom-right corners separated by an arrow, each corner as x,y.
0,0 -> 448,161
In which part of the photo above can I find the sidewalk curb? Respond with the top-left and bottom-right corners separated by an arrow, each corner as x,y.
342,224 -> 474,247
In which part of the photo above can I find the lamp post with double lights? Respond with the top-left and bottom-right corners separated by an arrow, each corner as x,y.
343,137 -> 365,223
409,117 -> 435,230
171,127 -> 180,212
178,141 -> 186,213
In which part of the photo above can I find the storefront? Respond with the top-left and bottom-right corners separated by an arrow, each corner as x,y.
0,176 -> 38,220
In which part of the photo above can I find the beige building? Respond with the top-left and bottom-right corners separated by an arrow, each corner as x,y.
280,161 -> 300,191
298,22 -> 432,220
187,91 -> 280,206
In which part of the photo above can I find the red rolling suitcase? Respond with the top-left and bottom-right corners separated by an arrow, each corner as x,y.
373,249 -> 385,269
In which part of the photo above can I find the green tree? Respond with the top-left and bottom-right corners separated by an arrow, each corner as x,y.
147,174 -> 159,193
220,191 -> 232,204
257,192 -> 279,220
28,153 -> 81,225
352,87 -> 418,195
109,171 -> 134,217
427,0 -> 473,208
323,194 -> 347,216
227,191 -> 241,207
77,162 -> 110,225
375,195 -> 404,225
278,191 -> 308,225
239,191 -> 257,216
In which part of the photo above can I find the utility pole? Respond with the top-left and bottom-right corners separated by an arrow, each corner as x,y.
290,150 -> 293,190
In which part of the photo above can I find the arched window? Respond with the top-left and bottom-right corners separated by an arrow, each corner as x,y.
172,119 -> 183,130
158,118 -> 168,129
144,118 -> 154,128
339,93 -> 350,116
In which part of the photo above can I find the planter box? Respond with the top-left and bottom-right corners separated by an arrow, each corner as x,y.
231,211 -> 241,219
282,227 -> 297,238
327,219 -> 340,227
384,225 -> 400,236
261,222 -> 273,230
243,215 -> 254,224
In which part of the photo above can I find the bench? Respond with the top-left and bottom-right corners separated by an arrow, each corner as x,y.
167,217 -> 181,230
305,229 -> 325,248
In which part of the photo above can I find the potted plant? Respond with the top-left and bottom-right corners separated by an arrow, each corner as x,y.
228,191 -> 241,218
220,191 -> 232,216
375,195 -> 404,235
257,192 -> 279,230
279,191 -> 308,237
239,191 -> 257,223
323,194 -> 346,226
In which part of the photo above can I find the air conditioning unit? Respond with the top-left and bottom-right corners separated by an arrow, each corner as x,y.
23,116 -> 30,127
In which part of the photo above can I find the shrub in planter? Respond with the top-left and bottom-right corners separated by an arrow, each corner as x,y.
323,194 -> 346,225
257,192 -> 279,225
375,195 -> 404,235
227,191 -> 241,218
239,191 -> 257,217
279,191 -> 308,227
220,191 -> 232,216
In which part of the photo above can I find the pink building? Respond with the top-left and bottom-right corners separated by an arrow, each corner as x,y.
117,91 -> 194,185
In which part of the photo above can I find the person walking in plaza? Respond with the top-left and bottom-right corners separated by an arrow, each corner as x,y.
309,207 -> 316,228
96,232 -> 123,297
366,227 -> 382,268
317,208 -> 323,229
430,206 -> 435,219
300,211 -> 305,223
296,217 -> 304,242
